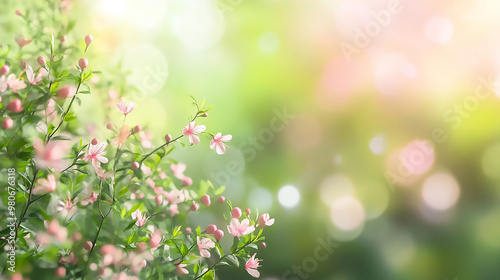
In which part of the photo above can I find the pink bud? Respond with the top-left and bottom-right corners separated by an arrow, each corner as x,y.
60,35 -> 67,43
182,176 -> 192,187
79,58 -> 88,70
85,34 -> 93,48
165,134 -> 172,142
106,123 -> 114,130
134,125 -> 142,133
7,99 -> 23,113
15,10 -> 22,16
245,208 -> 251,215
0,64 -> 10,76
214,229 -> 224,241
131,162 -> 140,171
72,232 -> 82,241
231,207 -> 242,219
55,267 -> 66,277
84,241 -> 93,250
190,202 -> 199,211
200,195 -> 211,206
91,138 -> 99,145
2,118 -> 13,129
217,196 -> 225,203
137,242 -> 147,252
57,85 -> 76,98
155,194 -> 163,205
185,227 -> 192,234
206,224 -> 217,234
37,56 -> 46,67
260,242 -> 267,249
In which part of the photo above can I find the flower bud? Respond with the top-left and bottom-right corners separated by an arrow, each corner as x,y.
217,196 -> 225,203
15,10 -> 22,16
91,138 -> 99,145
134,125 -> 142,133
37,56 -> 46,67
190,202 -> 199,211
155,194 -> 163,205
0,64 -> 9,76
245,208 -> 251,215
200,113 -> 208,117
182,176 -> 192,187
260,242 -> 267,249
231,207 -> 242,219
60,35 -> 67,43
165,134 -> 172,142
72,232 -> 82,241
200,194 -> 211,206
84,241 -> 93,250
55,267 -> 66,277
2,118 -> 13,129
57,85 -> 76,98
214,229 -> 224,241
206,224 -> 217,234
79,58 -> 88,70
7,99 -> 23,113
185,227 -> 192,234
85,34 -> 93,49
131,161 -> 140,171
106,123 -> 114,130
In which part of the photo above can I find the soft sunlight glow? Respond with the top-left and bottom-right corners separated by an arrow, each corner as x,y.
259,32 -> 280,54
421,173 -> 460,211
425,16 -> 454,44
330,196 -> 365,231
278,185 -> 300,208
369,135 -> 385,155
100,0 -> 126,17
320,174 -> 354,206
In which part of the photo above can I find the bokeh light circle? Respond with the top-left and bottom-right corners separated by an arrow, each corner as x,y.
421,173 -> 460,211
319,174 -> 354,206
278,185 -> 300,208
330,195 -> 365,231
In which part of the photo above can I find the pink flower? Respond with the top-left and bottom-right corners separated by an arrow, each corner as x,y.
33,174 -> 57,194
59,252 -> 78,264
206,224 -> 217,234
0,76 -> 8,92
165,189 -> 185,204
131,209 -> 147,227
116,98 -> 135,115
196,236 -> 215,258
0,64 -> 9,76
55,266 -> 66,277
149,229 -> 162,250
170,163 -> 186,180
182,121 -> 206,145
37,56 -> 46,67
85,34 -> 93,49
56,192 -> 76,217
210,133 -> 232,155
46,220 -> 68,242
82,140 -> 108,165
190,202 -> 199,211
218,196 -> 225,203
79,183 -> 99,206
139,131 -> 153,148
258,213 -> 275,227
15,35 -> 32,48
227,218 -> 255,238
181,176 -> 192,187
33,138 -> 70,171
26,65 -> 47,85
79,58 -> 88,70
169,204 -> 179,216
2,117 -> 13,129
175,263 -> 188,275
245,253 -> 261,278
6,75 -> 26,92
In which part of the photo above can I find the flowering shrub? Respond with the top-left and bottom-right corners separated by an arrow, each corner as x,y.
0,2 -> 273,279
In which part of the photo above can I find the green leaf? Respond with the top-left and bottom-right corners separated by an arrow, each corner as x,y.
225,254 -> 239,267
118,186 -> 129,199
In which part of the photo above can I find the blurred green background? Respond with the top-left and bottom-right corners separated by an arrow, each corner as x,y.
3,0 -> 500,279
